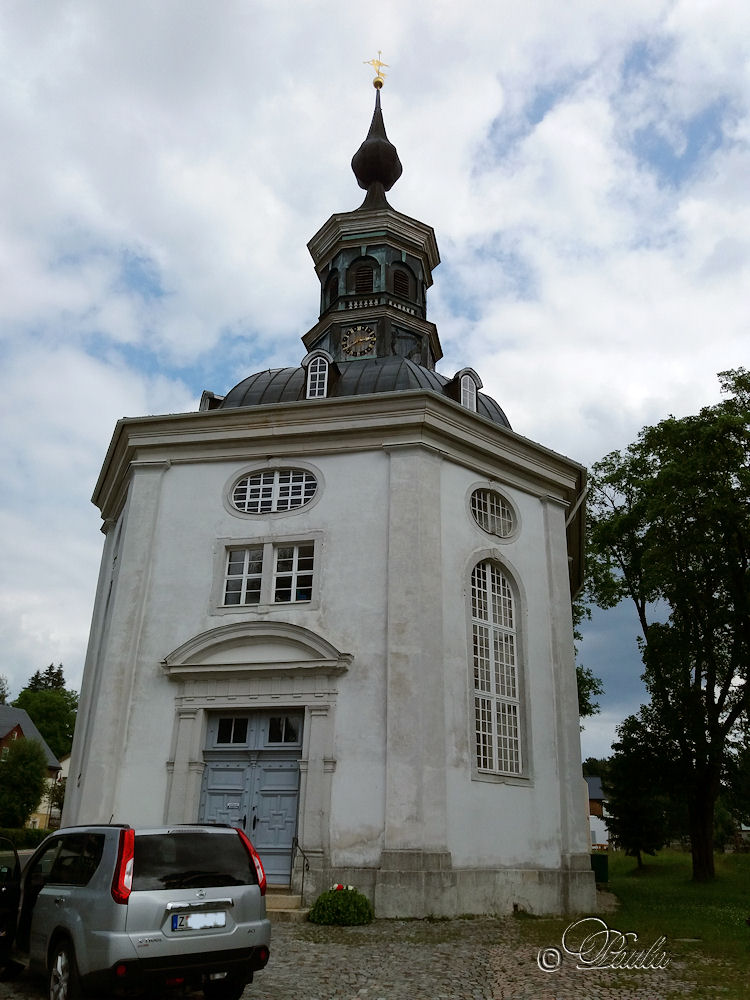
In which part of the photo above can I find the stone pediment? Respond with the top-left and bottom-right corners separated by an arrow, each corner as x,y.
161,621 -> 352,679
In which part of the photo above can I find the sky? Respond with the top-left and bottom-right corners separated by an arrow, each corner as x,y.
1,1 -> 747,760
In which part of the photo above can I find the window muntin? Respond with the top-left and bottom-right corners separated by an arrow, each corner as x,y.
306,357 -> 329,399
222,541 -> 315,607
461,374 -> 478,412
224,546 -> 263,605
231,469 -> 317,515
273,543 -> 314,603
471,561 -> 522,775
471,489 -> 515,537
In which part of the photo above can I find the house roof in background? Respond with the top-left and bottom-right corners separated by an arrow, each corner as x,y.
585,776 -> 605,801
0,705 -> 61,770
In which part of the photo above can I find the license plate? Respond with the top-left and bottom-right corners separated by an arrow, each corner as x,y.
171,911 -> 226,931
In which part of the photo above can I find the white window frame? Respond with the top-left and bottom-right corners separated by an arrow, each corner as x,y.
470,488 -> 516,538
230,468 -> 318,514
470,560 -> 524,777
306,356 -> 329,398
460,373 -> 478,412
213,533 -> 321,613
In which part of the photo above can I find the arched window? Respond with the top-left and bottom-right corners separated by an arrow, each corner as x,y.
471,561 -> 522,775
393,269 -> 409,298
325,271 -> 339,308
461,374 -> 478,412
354,265 -> 374,293
306,355 -> 329,399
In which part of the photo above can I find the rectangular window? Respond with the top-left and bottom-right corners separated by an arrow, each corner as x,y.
222,540 -> 316,607
273,543 -> 314,602
217,717 -> 249,744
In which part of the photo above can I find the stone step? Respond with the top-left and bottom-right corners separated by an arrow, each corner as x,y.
265,887 -> 309,923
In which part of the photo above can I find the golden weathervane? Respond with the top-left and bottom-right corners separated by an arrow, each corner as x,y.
364,50 -> 388,89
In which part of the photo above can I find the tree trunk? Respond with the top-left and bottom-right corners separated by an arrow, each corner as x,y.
688,774 -> 719,881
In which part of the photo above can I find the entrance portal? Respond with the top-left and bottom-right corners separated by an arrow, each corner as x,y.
199,711 -> 303,884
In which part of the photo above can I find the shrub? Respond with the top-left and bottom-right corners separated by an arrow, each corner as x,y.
0,826 -> 49,848
308,887 -> 374,925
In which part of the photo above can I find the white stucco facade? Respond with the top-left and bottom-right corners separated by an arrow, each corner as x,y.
65,86 -> 596,915
65,390 -> 595,915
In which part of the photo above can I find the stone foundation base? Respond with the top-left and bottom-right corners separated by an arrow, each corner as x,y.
292,849 -> 597,918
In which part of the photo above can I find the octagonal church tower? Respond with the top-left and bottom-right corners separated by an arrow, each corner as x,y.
65,80 -> 595,916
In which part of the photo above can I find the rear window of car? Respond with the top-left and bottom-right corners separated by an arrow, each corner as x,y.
132,831 -> 257,890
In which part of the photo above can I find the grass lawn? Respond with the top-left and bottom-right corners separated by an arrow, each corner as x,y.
517,849 -> 750,999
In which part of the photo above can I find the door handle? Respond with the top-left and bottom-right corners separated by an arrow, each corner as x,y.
242,815 -> 246,829
252,813 -> 258,831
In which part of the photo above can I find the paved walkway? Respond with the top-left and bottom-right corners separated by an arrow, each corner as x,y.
248,916 -> 693,1000
0,915 -> 695,1000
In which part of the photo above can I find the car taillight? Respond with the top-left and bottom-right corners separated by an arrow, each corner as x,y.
111,828 -> 135,904
235,827 -> 267,896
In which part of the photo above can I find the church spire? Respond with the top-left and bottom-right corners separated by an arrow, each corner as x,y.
351,66 -> 402,209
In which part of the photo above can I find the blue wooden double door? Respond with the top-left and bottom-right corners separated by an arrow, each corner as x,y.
199,711 -> 303,884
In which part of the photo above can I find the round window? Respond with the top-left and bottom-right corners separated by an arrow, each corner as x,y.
470,488 -> 515,537
231,469 -> 317,514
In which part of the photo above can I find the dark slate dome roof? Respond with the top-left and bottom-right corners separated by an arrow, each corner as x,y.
219,356 -> 511,428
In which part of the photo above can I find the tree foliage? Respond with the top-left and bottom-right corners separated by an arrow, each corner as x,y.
587,369 -> 750,880
26,663 -> 66,691
603,714 -> 673,867
0,738 -> 48,827
0,675 -> 8,705
573,600 -> 604,721
13,664 -> 78,760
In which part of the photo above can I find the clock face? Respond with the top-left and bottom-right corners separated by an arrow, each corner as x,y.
342,325 -> 376,357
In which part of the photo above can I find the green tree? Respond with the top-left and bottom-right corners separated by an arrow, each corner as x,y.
587,369 -> 750,881
0,738 -> 48,827
48,776 -> 67,815
13,688 -> 77,760
573,601 -> 604,722
26,663 -> 66,691
603,713 -> 673,867
0,674 -> 8,704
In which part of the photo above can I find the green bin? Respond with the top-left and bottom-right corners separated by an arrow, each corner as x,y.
590,853 -> 608,883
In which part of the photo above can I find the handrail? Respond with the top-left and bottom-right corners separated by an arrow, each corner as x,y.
291,836 -> 311,903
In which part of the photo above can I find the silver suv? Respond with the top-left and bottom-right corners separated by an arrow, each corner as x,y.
0,824 -> 271,1000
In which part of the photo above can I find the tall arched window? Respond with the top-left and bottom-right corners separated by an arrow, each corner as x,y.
471,561 -> 522,775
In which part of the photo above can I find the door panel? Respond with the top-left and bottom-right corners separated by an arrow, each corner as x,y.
200,761 -> 250,828
250,758 -> 300,883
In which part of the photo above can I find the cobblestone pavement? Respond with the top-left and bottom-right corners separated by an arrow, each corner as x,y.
0,915 -> 698,1000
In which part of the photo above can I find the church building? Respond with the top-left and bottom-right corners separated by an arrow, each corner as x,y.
65,74 -> 595,917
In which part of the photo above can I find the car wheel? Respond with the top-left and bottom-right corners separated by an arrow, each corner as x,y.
203,973 -> 247,1000
49,940 -> 81,1000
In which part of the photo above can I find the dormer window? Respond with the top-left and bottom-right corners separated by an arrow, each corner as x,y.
461,374 -> 478,412
302,349 -> 335,400
307,356 -> 329,398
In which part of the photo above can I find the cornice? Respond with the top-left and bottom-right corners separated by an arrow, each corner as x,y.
308,206 -> 440,280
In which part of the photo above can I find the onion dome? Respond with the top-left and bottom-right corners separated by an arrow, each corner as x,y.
351,89 -> 403,209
